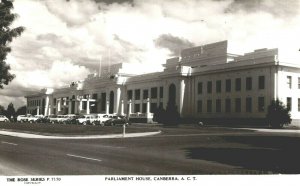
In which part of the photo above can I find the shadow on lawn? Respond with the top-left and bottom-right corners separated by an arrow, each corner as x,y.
184,135 -> 300,174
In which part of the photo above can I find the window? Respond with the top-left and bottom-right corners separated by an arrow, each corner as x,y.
53,98 -> 57,104
287,76 -> 292,89
159,102 -> 163,107
207,81 -> 212,93
298,98 -> 300,112
134,104 -> 140,112
235,98 -> 241,112
298,78 -> 300,89
135,89 -> 140,100
226,79 -> 231,92
127,90 -> 133,100
142,103 -> 147,113
159,87 -> 163,98
150,103 -> 157,113
92,93 -> 97,99
101,93 -> 106,111
143,89 -> 148,99
216,99 -> 221,112
246,77 -> 252,90
198,82 -> 203,94
207,100 -> 212,113
83,101 -> 87,110
216,80 -> 221,93
151,87 -> 157,99
246,97 -> 252,112
197,100 -> 202,113
235,78 -> 241,91
259,76 -> 265,89
287,97 -> 292,111
225,98 -> 231,113
258,97 -> 265,112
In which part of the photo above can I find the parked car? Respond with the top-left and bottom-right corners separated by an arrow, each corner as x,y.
27,115 -> 43,123
104,115 -> 131,126
48,115 -> 58,124
63,115 -> 79,125
35,116 -> 50,124
76,114 -> 97,125
17,114 -> 31,123
92,114 -> 111,126
56,115 -> 69,124
0,115 -> 10,122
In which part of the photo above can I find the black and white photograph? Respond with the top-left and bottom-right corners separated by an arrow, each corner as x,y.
0,0 -> 300,185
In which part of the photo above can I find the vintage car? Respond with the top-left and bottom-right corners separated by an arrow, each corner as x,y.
0,115 -> 9,122
103,115 -> 131,126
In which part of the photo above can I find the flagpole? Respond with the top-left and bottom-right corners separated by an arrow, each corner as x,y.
108,47 -> 111,74
99,55 -> 102,77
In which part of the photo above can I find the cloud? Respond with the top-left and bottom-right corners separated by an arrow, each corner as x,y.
225,0 -> 300,18
2,0 -> 300,108
154,34 -> 195,56
44,0 -> 100,27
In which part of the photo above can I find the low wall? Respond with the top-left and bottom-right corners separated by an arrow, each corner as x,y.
181,117 -> 269,127
129,118 -> 153,123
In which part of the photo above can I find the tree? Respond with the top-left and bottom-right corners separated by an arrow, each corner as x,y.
5,102 -> 15,118
164,101 -> 180,126
0,0 -> 24,88
16,105 -> 26,115
0,104 -> 5,114
266,99 -> 292,128
153,104 -> 166,123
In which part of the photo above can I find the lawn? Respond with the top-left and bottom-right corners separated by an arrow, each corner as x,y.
0,122 -> 158,135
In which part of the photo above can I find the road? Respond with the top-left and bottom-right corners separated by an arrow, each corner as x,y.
1,126 -> 300,175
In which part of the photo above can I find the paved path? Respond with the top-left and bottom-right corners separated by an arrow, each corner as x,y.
241,128 -> 300,134
0,129 -> 161,139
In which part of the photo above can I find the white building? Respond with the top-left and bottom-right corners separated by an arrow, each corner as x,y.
25,40 -> 300,125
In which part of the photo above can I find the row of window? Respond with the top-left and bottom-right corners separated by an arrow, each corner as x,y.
132,102 -> 163,113
287,97 -> 300,112
197,97 -> 265,113
287,76 -> 300,89
28,100 -> 42,107
197,76 -> 265,94
127,87 -> 164,100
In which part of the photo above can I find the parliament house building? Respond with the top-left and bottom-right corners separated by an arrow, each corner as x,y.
25,41 -> 300,125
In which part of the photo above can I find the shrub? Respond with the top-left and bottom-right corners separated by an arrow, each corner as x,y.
266,99 -> 291,128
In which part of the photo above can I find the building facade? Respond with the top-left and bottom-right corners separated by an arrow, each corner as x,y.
26,41 -> 300,125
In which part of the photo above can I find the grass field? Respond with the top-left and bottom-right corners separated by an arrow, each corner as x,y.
0,122 -> 158,135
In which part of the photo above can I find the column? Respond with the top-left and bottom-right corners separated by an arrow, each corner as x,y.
120,100 -> 124,115
106,100 -> 109,114
48,105 -> 52,115
74,98 -> 78,114
57,98 -> 61,113
37,106 -> 40,115
179,79 -> 185,115
115,87 -> 121,114
44,96 -> 49,116
68,97 -> 72,114
87,95 -> 90,114
63,98 -> 67,106
146,98 -> 150,114
78,97 -> 83,114
63,98 -> 67,114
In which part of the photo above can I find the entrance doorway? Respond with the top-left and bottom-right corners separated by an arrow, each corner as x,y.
168,84 -> 176,104
71,95 -> 75,114
109,91 -> 114,114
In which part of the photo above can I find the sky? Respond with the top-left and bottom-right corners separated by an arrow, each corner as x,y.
1,0 -> 300,109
